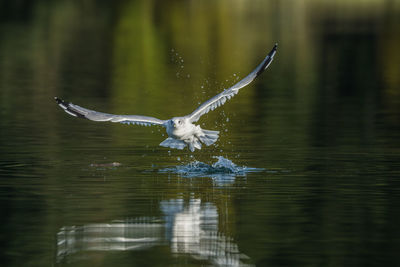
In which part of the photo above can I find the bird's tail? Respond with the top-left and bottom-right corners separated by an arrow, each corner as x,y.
160,137 -> 186,150
198,129 -> 219,147
159,129 -> 219,152
186,129 -> 219,152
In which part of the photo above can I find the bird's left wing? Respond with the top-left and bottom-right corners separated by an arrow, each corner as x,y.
55,97 -> 167,127
188,43 -> 277,123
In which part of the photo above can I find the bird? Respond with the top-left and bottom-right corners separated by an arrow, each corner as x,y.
55,44 -> 277,152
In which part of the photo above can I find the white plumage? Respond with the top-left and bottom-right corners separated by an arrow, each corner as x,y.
55,44 -> 277,152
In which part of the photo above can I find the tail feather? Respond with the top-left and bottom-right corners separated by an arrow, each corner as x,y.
199,129 -> 219,146
188,139 -> 202,152
160,137 -> 186,150
159,129 -> 219,152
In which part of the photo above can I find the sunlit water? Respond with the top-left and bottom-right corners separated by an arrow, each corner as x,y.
1,1 -> 400,266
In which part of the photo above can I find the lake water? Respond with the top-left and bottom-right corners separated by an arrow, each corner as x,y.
1,0 -> 399,266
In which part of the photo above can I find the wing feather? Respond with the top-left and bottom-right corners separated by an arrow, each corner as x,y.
55,97 -> 166,127
188,43 -> 277,122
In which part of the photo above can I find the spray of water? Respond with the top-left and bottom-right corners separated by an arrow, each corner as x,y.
159,156 -> 264,185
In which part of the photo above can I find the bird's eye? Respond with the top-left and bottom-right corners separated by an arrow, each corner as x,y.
178,120 -> 181,124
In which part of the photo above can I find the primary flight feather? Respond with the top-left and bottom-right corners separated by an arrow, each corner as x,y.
55,43 -> 277,152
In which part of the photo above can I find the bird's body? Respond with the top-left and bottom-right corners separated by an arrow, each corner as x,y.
55,44 -> 277,152
162,117 -> 219,151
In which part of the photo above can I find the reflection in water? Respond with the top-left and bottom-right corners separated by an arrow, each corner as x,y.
57,197 -> 252,266
57,221 -> 164,254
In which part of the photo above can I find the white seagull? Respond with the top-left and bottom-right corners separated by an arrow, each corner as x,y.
55,44 -> 277,152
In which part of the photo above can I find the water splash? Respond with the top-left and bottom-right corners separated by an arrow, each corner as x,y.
159,156 -> 264,185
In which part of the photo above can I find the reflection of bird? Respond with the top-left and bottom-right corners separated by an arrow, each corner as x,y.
55,44 -> 277,151
57,198 -> 250,266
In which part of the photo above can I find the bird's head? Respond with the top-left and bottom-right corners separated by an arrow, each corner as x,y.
171,117 -> 186,128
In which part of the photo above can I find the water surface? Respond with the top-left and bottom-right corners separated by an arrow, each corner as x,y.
0,0 -> 399,266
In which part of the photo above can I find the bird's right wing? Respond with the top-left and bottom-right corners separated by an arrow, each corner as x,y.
55,97 -> 167,127
188,43 -> 277,123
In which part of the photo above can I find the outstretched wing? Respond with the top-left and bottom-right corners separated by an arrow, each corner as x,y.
188,43 -> 277,123
55,97 -> 166,127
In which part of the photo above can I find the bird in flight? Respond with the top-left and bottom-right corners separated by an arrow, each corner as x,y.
55,44 -> 277,152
